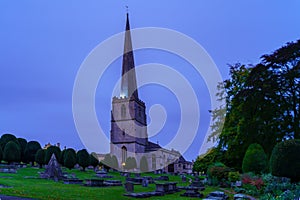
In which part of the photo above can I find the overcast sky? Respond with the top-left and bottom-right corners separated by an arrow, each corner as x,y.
1,1 -> 300,161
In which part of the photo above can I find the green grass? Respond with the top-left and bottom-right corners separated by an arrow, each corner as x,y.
0,167 -> 227,200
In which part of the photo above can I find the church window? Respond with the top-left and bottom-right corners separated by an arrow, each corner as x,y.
121,104 -> 126,118
122,129 -> 125,136
122,146 -> 127,164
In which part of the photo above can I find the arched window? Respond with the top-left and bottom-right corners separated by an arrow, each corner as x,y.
121,104 -> 126,118
122,146 -> 127,164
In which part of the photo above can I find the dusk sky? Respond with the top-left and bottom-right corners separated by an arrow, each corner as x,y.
1,1 -> 300,161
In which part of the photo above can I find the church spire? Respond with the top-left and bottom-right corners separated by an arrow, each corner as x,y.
120,13 -> 138,99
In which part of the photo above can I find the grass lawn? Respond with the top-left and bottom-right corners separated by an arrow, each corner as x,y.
0,167 -> 228,200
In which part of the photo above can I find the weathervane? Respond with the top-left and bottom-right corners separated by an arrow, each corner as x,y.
126,5 -> 129,13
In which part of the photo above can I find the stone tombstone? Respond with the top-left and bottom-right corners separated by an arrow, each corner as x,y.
182,175 -> 187,182
142,178 -> 149,187
125,181 -> 134,193
135,173 -> 141,177
195,176 -> 200,182
125,172 -> 131,177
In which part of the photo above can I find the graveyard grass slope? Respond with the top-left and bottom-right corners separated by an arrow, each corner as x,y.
0,167 -> 221,200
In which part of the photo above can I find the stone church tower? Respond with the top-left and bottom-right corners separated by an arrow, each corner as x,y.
110,13 -> 148,166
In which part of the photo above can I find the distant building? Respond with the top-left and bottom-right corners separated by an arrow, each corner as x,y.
109,13 -> 192,173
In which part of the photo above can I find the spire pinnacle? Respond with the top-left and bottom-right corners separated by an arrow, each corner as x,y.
120,13 -> 138,99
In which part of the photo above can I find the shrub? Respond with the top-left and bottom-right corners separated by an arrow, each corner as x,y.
17,138 -> 27,163
44,146 -> 61,164
0,133 -> 18,150
242,143 -> 268,174
35,149 -> 46,168
24,141 -> 42,165
228,171 -> 241,182
241,173 -> 264,191
207,162 -> 231,181
64,148 -> 76,170
77,149 -> 90,171
89,152 -> 99,169
140,156 -> 149,172
125,157 -> 137,170
270,139 -> 300,182
3,141 -> 21,164
111,155 -> 118,170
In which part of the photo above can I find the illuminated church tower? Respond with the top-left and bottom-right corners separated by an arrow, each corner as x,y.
110,13 -> 148,166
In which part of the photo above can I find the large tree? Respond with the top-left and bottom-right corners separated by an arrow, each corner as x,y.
17,138 -> 27,163
44,146 -> 61,164
77,149 -> 90,171
3,141 -> 21,164
35,149 -> 46,168
24,141 -> 42,165
64,148 -> 77,170
209,39 -> 300,170
0,133 -> 18,150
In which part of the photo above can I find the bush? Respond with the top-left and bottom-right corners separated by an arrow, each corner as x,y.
24,141 -> 42,165
111,155 -> 119,170
242,143 -> 268,174
101,154 -> 112,170
17,138 -> 27,163
3,141 -> 21,164
35,149 -> 46,168
44,146 -> 61,164
64,148 -> 76,170
0,133 -> 18,150
270,139 -> 300,182
207,162 -> 231,182
228,171 -> 241,182
140,156 -> 149,172
125,157 -> 137,170
89,152 -> 99,169
77,149 -> 90,171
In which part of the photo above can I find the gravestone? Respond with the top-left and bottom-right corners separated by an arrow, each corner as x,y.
182,175 -> 186,182
135,173 -> 141,177
142,178 -> 149,187
125,182 -> 134,193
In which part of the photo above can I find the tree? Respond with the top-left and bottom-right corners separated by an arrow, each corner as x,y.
0,133 -> 18,151
111,155 -> 119,170
35,149 -> 46,168
193,147 -> 223,173
3,141 -> 21,164
64,148 -> 76,170
140,156 -> 149,172
24,141 -> 42,165
77,149 -> 90,171
101,154 -> 112,170
242,143 -> 268,174
60,149 -> 66,165
125,157 -> 137,170
17,138 -> 27,163
89,152 -> 99,170
44,146 -> 61,164
0,145 -> 2,162
209,40 -> 300,170
270,139 -> 300,182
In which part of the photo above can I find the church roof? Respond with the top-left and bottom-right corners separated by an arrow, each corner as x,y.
145,141 -> 162,152
120,13 -> 139,99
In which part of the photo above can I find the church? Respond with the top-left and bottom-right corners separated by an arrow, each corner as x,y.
109,13 -> 193,173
